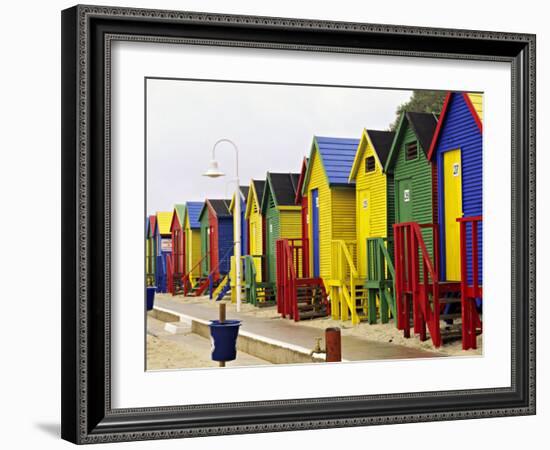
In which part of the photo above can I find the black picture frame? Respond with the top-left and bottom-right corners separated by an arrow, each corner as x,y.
61,4 -> 536,444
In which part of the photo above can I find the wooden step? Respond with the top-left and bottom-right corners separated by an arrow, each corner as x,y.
298,310 -> 328,320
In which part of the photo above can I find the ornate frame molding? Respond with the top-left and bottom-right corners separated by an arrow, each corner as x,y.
61,5 -> 536,444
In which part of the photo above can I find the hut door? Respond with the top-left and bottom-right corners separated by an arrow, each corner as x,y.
202,227 -> 209,276
311,189 -> 320,278
443,149 -> 463,281
397,179 -> 413,223
358,189 -> 371,277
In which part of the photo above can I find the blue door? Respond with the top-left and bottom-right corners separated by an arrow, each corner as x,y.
312,189 -> 320,278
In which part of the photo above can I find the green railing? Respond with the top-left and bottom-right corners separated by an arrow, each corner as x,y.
366,237 -> 396,321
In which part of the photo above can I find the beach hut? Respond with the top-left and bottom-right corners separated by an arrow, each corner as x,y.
348,129 -> 396,322
198,199 -> 234,279
261,172 -> 301,285
427,92 -> 483,283
301,136 -> 361,322
244,179 -> 266,282
154,211 -> 173,293
183,201 -> 203,287
384,112 -> 438,258
301,136 -> 360,283
169,204 -> 186,294
349,129 -> 395,277
227,186 -> 250,301
145,215 -> 156,286
229,186 -> 249,256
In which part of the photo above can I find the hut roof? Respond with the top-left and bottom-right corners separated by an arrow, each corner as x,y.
155,212 -> 172,236
229,186 -> 250,211
295,157 -> 309,204
315,136 -> 360,186
385,111 -> 439,172
367,130 -> 395,168
302,136 -> 360,194
185,201 -> 203,229
264,172 -> 301,208
406,112 -> 438,156
427,92 -> 483,161
349,130 -> 395,181
146,215 -> 156,238
251,180 -> 265,204
208,199 -> 232,218
172,203 -> 185,225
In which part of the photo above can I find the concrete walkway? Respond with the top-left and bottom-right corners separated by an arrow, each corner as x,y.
154,297 -> 443,361
147,316 -> 271,367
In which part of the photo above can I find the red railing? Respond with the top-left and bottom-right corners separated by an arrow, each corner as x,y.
394,222 -> 443,346
182,253 -> 208,295
458,216 -> 483,350
276,238 -> 328,321
276,239 -> 299,319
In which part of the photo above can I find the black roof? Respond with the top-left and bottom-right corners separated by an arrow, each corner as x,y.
366,130 -> 395,167
208,199 -> 232,218
240,185 -> 249,200
252,179 -> 266,203
268,172 -> 300,206
406,112 -> 438,155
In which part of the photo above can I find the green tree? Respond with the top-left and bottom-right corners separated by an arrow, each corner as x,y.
390,90 -> 447,130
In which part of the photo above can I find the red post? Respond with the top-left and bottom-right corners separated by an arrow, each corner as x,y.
325,328 -> 342,362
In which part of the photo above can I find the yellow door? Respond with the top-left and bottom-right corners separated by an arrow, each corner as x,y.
443,149 -> 463,281
357,189 -> 371,277
249,214 -> 262,281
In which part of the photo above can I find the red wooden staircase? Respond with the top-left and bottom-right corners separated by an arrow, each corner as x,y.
182,254 -> 209,296
276,238 -> 329,321
394,220 -> 482,348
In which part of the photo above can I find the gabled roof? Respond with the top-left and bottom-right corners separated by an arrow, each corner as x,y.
155,211 -> 172,236
302,136 -> 360,194
406,112 -> 438,154
295,157 -> 309,204
349,129 -> 395,181
200,199 -> 232,220
261,172 -> 300,213
245,179 -> 266,218
367,130 -> 395,168
170,204 -> 186,231
384,111 -> 438,172
427,91 -> 483,161
146,215 -> 156,238
229,186 -> 250,212
185,201 -> 203,229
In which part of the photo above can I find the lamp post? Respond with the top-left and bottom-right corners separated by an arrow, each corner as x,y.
203,139 -> 242,312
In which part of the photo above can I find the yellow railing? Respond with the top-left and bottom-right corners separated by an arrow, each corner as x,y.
330,240 -> 364,325
212,274 -> 230,300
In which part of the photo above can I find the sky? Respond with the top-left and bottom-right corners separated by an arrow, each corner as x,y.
146,79 -> 413,215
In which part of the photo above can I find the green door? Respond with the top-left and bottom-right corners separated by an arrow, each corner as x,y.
266,209 -> 279,284
201,226 -> 209,276
397,179 -> 413,223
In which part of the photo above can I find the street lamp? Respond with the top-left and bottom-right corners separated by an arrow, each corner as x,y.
203,139 -> 242,312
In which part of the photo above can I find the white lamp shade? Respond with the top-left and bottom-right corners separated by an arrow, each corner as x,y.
203,159 -> 225,178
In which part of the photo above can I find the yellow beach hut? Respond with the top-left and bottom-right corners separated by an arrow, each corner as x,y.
348,129 -> 397,322
244,179 -> 266,282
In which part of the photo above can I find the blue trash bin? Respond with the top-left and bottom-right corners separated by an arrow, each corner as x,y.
209,320 -> 241,362
146,286 -> 156,311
